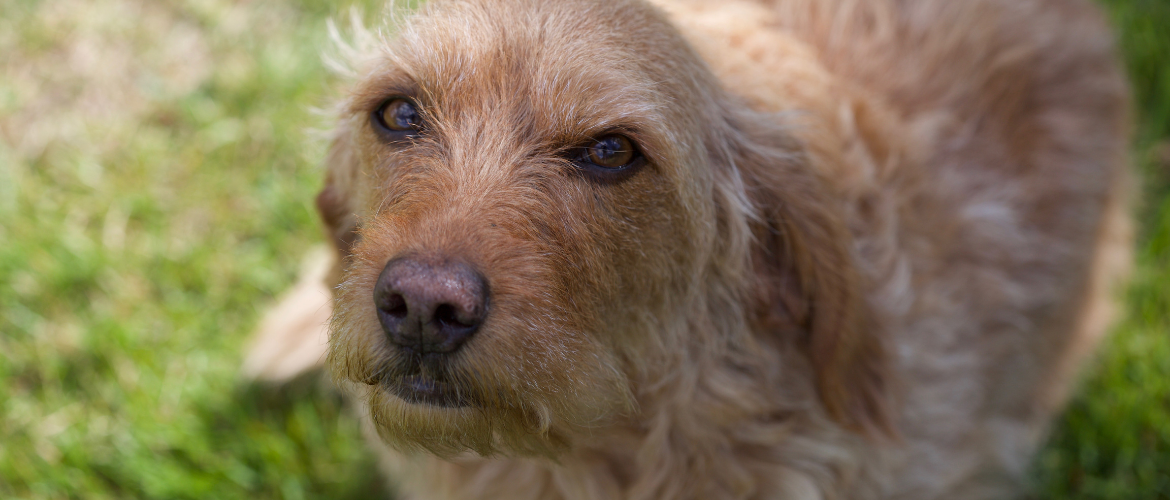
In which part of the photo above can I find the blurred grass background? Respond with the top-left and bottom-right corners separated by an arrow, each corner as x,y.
0,0 -> 1166,498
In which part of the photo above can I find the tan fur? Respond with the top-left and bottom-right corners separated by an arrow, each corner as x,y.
250,0 -> 1131,497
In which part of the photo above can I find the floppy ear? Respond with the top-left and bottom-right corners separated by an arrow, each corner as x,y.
316,132 -> 360,264
728,116 -> 892,435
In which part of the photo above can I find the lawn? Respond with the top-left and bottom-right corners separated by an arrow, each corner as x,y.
0,0 -> 1166,498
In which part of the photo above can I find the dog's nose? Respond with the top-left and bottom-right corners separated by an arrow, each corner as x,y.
373,256 -> 488,353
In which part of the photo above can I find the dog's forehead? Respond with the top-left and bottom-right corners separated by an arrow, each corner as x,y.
355,0 -> 696,140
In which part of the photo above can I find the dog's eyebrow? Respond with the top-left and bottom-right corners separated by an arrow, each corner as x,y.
553,103 -> 668,152
349,74 -> 422,114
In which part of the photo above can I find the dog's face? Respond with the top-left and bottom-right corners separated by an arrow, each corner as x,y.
321,0 -> 887,457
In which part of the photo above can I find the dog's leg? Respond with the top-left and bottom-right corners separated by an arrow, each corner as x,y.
242,246 -> 334,382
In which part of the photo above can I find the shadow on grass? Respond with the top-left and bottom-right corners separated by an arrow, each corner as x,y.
81,371 -> 393,500
220,374 -> 393,500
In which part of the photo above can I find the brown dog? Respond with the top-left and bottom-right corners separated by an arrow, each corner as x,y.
246,0 -> 1132,497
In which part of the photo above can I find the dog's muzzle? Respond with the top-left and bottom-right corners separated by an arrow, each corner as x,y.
372,255 -> 489,407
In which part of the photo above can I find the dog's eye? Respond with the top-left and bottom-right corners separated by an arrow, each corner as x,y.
373,98 -> 422,135
582,135 -> 639,169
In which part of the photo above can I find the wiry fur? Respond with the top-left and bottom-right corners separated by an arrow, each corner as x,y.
248,0 -> 1131,498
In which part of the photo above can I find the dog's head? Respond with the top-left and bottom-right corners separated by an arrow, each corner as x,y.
321,0 -> 888,457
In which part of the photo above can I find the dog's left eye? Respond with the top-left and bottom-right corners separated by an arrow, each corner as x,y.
373,98 -> 422,137
578,134 -> 642,170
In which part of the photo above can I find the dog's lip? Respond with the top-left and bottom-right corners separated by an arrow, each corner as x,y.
385,373 -> 472,408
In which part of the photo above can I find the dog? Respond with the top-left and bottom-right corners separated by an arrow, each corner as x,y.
244,0 -> 1132,497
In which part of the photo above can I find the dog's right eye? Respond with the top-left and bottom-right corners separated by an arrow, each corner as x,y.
372,98 -> 422,137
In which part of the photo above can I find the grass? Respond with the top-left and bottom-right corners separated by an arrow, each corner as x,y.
0,0 -> 1166,498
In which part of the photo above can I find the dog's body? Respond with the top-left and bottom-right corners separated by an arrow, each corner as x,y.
246,0 -> 1131,498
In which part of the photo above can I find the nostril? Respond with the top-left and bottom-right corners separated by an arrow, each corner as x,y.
382,293 -> 409,319
375,286 -> 410,320
434,303 -> 473,329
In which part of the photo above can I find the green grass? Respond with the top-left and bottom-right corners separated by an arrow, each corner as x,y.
0,0 -> 390,497
0,0 -> 1166,498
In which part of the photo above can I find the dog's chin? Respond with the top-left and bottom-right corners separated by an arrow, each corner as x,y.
357,376 -> 572,458
338,352 -> 634,459
327,316 -> 635,457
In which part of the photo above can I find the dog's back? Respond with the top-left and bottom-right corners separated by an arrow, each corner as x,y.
663,0 -> 1130,495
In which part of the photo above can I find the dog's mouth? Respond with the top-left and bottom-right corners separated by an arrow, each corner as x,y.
366,355 -> 475,408
384,373 -> 471,408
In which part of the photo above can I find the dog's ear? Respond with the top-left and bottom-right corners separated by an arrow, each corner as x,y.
316,132 -> 360,261
726,118 -> 892,436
